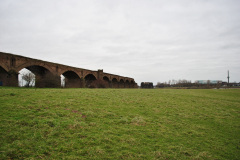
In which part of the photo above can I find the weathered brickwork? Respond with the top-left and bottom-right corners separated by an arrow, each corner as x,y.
0,52 -> 137,88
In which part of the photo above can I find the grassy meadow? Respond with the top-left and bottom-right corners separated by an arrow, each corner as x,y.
0,87 -> 239,159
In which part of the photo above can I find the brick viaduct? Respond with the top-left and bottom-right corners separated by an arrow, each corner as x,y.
0,52 -> 137,88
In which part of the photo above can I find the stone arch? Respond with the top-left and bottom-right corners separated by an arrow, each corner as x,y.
103,74 -> 111,81
103,76 -> 111,88
0,67 -> 18,86
84,73 -> 97,80
125,80 -> 130,88
103,76 -> 110,81
61,70 -> 82,88
17,62 -> 60,88
0,60 -> 17,86
59,69 -> 81,78
130,80 -> 135,88
112,78 -> 119,88
119,79 -> 125,88
16,62 -> 54,74
111,76 -> 119,82
84,74 -> 97,87
83,72 -> 97,80
0,64 -> 10,83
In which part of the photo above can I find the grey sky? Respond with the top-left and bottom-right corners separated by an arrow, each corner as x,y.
1,0 -> 240,85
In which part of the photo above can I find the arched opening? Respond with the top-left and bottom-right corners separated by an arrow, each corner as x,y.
112,78 -> 118,88
18,65 -> 60,88
103,76 -> 111,88
62,71 -> 82,88
0,65 -> 19,86
130,80 -> 134,88
125,80 -> 130,88
0,66 -> 9,86
84,74 -> 97,87
119,79 -> 124,88
18,68 -> 35,87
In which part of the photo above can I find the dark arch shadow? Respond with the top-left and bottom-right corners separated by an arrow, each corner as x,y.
119,79 -> 125,88
25,65 -> 50,77
0,66 -> 10,86
125,80 -> 130,88
103,76 -> 111,88
84,74 -> 97,87
130,80 -> 134,88
62,71 -> 82,88
112,78 -> 118,88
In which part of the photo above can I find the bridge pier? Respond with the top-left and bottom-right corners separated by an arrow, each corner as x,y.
4,70 -> 19,86
0,68 -> 18,86
97,69 -> 103,80
0,66 -> 8,86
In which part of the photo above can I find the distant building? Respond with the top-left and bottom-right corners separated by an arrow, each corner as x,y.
141,82 -> 153,88
229,82 -> 240,86
196,80 -> 222,84
222,81 -> 227,85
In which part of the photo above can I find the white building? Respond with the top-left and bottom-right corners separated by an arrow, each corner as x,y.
196,80 -> 222,84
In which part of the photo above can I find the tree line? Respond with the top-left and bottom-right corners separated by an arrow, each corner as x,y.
155,79 -> 222,89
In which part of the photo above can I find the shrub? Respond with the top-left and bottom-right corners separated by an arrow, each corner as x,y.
89,84 -> 97,88
89,79 -> 108,88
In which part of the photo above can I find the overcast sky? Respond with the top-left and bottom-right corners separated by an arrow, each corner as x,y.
1,0 -> 240,84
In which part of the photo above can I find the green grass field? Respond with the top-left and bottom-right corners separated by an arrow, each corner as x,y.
0,87 -> 239,159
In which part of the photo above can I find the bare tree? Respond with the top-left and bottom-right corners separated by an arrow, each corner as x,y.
22,72 -> 35,87
61,75 -> 65,87
89,79 -> 108,88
